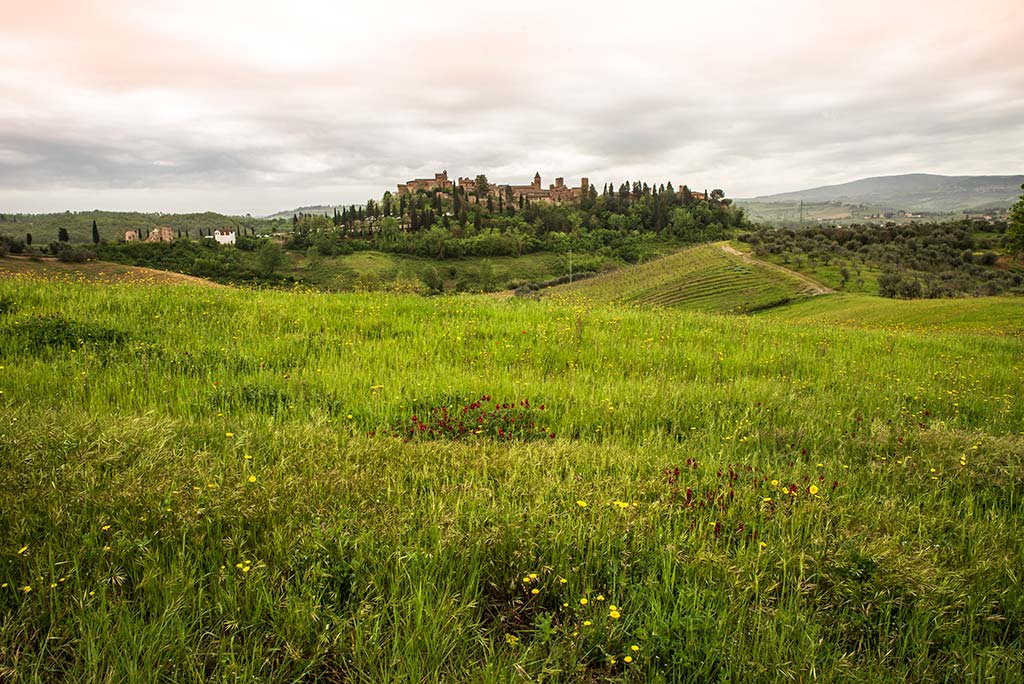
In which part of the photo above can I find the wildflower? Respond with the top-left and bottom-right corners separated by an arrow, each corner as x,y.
771,479 -> 779,487
624,656 -> 633,663
0,583 -> 6,588
529,573 -> 538,580
531,588 -> 539,595
225,432 -> 234,437
809,485 -> 819,495
817,463 -> 824,468
579,598 -> 588,605
763,497 -> 772,503
22,585 -> 31,592
609,610 -> 621,619
101,525 -> 111,531
522,576 -> 531,583
562,602 -> 569,607
559,577 -> 567,584
576,500 -> 587,508
759,541 -> 768,549
781,488 -> 790,495
610,658 -> 617,665
583,620 -> 592,627
505,634 -> 520,646
631,645 -> 639,652
18,545 -> 28,554
248,475 -> 257,483
596,594 -> 605,601
244,454 -> 252,460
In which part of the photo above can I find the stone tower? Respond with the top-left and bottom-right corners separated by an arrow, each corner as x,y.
533,172 -> 541,189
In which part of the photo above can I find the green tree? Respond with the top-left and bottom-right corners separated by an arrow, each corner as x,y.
92,220 -> 100,244
1008,184 -> 1024,254
256,241 -> 286,277
474,174 -> 490,199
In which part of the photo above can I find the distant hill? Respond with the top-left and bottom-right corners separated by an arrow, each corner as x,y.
741,174 -> 1024,213
264,204 -> 360,221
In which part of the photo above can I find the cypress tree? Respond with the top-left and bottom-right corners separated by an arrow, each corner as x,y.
92,220 -> 100,244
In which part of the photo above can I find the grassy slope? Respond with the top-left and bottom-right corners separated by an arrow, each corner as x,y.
0,256 -> 224,288
769,292 -> 1024,336
1,281 -> 1022,681
547,242 -> 818,313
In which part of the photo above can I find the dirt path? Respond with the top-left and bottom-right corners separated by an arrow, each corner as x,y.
717,242 -> 833,295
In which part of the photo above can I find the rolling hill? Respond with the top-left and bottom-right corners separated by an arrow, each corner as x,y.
740,173 -> 1024,213
546,242 -> 825,313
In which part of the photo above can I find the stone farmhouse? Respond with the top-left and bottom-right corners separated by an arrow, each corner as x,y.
125,226 -> 174,243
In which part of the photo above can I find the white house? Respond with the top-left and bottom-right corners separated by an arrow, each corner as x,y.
213,229 -> 236,245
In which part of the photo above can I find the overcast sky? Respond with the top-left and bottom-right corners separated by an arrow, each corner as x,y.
1,0 -> 1022,215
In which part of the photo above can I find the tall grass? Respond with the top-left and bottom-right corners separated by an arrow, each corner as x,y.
0,278 -> 1022,682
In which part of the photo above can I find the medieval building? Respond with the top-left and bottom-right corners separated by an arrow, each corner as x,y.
396,170 -> 453,195
455,172 -> 590,205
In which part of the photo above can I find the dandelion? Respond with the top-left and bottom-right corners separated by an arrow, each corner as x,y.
101,525 -> 111,531
244,454 -> 252,460
610,658 -> 617,665
22,585 -> 31,592
631,645 -> 639,652
529,573 -> 538,580
583,620 -> 592,627
522,576 -> 531,583
771,479 -> 779,487
760,541 -> 768,549
531,588 -> 539,595
809,485 -> 819,495
781,488 -> 790,495
609,610 -> 621,619
624,656 -> 633,663
576,500 -> 587,508
579,598 -> 588,605
225,432 -> 234,437
0,583 -> 6,588
248,475 -> 257,483
596,594 -> 605,601
559,577 -> 567,584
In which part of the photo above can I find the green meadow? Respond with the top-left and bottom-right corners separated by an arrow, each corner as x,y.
1,277 -> 1022,682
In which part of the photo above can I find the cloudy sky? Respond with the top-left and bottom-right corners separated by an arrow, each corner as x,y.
1,0 -> 1021,215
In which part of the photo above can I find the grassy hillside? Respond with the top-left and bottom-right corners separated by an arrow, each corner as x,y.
1,280 -> 1021,681
0,210 -> 287,245
546,242 -> 821,313
769,292 -> 1024,335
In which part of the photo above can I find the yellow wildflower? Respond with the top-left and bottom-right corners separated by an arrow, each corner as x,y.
809,485 -> 819,495
248,475 -> 257,483
576,500 -> 587,508
624,656 -> 633,663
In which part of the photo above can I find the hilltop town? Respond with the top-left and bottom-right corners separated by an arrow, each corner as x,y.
397,170 -> 708,204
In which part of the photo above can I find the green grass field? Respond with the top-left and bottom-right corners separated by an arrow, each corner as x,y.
0,278 -> 1022,682
769,293 -> 1024,336
547,243 -> 820,313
